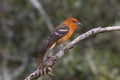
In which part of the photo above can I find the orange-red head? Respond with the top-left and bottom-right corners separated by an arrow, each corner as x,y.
64,18 -> 82,30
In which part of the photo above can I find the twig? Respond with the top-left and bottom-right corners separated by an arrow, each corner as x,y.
30,0 -> 54,31
25,26 -> 120,80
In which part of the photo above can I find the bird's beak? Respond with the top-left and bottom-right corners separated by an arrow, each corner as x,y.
77,22 -> 82,27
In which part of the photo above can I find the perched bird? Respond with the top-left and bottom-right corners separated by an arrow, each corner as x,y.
33,18 -> 82,62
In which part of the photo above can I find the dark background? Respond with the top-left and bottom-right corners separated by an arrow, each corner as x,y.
0,0 -> 120,80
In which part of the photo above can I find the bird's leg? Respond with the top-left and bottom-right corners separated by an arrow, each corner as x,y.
56,45 -> 64,57
58,45 -> 64,51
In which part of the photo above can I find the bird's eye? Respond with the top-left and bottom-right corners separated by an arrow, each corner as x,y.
71,20 -> 76,23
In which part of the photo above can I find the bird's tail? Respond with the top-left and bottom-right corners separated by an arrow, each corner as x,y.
42,47 -> 50,62
42,43 -> 56,62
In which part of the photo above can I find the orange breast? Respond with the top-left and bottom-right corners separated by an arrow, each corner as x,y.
56,29 -> 74,45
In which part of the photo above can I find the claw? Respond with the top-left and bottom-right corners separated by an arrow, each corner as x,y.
43,68 -> 47,75
47,67 -> 55,76
48,72 -> 55,76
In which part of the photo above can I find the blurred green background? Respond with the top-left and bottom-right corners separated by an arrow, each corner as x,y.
0,0 -> 120,80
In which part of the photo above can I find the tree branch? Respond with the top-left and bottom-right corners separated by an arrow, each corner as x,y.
25,26 -> 120,80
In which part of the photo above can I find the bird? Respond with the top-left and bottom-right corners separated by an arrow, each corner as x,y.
33,18 -> 82,62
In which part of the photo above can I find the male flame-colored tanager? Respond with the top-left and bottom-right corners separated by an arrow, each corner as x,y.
33,18 -> 82,62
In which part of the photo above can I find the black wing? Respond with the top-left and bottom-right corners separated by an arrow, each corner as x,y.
46,22 -> 69,48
